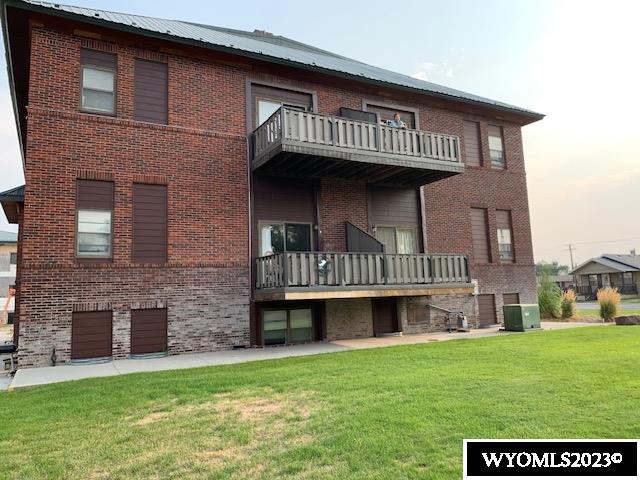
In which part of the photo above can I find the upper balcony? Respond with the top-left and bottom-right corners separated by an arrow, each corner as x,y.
252,107 -> 464,187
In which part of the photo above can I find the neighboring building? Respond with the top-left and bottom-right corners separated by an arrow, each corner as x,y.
550,274 -> 574,291
0,230 -> 17,324
571,252 -> 639,299
0,0 -> 543,368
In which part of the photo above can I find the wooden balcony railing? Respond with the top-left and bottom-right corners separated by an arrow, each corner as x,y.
253,107 -> 462,167
255,252 -> 470,290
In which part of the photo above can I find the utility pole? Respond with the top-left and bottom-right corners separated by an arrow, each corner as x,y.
564,244 -> 576,270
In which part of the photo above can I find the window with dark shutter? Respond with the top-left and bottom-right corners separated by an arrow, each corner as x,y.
488,125 -> 505,169
496,210 -> 514,262
470,208 -> 491,264
80,49 -> 117,115
134,59 -> 168,124
76,180 -> 114,259
463,120 -> 482,167
133,184 -> 167,263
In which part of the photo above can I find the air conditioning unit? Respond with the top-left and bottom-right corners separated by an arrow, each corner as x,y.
503,304 -> 541,331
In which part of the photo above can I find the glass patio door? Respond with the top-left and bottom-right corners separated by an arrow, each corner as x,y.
262,308 -> 313,345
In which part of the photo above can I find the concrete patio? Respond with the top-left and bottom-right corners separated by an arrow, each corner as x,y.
3,321 -> 603,390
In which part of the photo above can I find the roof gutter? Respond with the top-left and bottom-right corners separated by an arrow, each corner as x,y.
4,0 -> 544,127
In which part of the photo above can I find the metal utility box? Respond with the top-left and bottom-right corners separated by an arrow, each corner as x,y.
503,304 -> 541,331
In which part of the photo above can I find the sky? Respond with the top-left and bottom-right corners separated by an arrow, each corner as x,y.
0,0 -> 638,268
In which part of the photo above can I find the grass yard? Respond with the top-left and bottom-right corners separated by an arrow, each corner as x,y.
1,326 -> 639,479
576,308 -> 640,318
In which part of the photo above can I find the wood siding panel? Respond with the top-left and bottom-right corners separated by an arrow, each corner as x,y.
77,180 -> 114,209
253,177 -> 315,223
496,209 -> 512,230
134,59 -> 168,124
131,308 -> 167,354
133,184 -> 167,263
369,187 -> 419,227
477,294 -> 497,326
470,208 -> 491,263
463,120 -> 482,167
503,292 -> 520,305
80,48 -> 117,69
71,311 -> 112,359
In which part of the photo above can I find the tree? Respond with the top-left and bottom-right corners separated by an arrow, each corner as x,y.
535,260 -> 569,276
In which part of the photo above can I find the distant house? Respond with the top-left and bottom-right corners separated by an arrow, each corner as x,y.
571,252 -> 639,298
0,230 -> 18,324
550,274 -> 574,291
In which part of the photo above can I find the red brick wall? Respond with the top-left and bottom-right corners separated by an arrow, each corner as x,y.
18,21 -> 537,364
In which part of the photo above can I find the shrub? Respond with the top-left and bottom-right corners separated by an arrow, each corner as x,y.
538,274 -> 562,318
560,289 -> 577,319
597,287 -> 621,321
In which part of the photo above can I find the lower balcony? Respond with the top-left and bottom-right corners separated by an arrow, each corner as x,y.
255,252 -> 473,301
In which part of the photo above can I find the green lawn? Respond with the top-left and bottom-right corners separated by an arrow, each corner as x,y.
1,326 -> 639,479
576,308 -> 640,318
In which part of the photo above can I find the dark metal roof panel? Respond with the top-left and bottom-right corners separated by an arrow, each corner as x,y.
18,0 -> 543,119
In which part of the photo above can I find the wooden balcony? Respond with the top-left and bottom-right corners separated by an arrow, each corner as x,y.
255,251 -> 473,301
252,107 -> 464,187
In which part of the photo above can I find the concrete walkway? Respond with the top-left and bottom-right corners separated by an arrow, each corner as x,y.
4,321 -> 602,390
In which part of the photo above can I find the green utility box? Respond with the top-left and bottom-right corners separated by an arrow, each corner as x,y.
503,304 -> 541,331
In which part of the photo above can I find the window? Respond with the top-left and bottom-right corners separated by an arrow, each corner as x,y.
588,274 -> 600,288
9,252 -> 17,265
80,49 -> 117,114
77,210 -> 112,257
488,125 -> 505,169
470,208 -> 491,263
134,59 -> 168,124
375,226 -> 417,254
260,222 -> 311,256
262,308 -> 313,345
623,272 -> 634,285
252,84 -> 313,129
76,180 -> 114,259
133,184 -> 167,263
365,104 -> 416,128
496,210 -> 514,262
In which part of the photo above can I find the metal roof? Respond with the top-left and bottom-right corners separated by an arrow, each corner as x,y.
571,255 -> 640,274
14,0 -> 543,120
0,230 -> 17,243
0,185 -> 24,202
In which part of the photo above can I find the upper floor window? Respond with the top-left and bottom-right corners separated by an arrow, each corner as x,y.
375,226 -> 417,254
488,125 -> 505,169
76,180 -> 114,259
496,209 -> 514,262
80,49 -> 117,115
251,84 -> 313,129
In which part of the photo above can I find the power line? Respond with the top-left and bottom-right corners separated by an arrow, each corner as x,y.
559,236 -> 640,247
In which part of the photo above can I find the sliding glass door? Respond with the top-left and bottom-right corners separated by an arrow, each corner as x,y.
262,308 -> 313,345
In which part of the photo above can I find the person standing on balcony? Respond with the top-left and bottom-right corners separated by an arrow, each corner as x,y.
386,112 -> 407,129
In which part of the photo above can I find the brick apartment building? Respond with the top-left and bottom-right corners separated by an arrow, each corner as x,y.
0,0 -> 543,368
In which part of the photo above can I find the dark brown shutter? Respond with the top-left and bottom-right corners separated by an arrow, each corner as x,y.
77,180 -> 114,209
131,308 -> 167,354
133,184 -> 167,263
463,120 -> 482,167
477,294 -> 497,327
134,59 -> 168,124
503,293 -> 520,305
488,125 -> 503,139
496,210 -> 512,230
369,186 -> 419,227
470,208 -> 491,263
71,311 -> 112,359
80,49 -> 117,69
